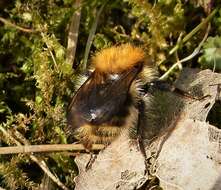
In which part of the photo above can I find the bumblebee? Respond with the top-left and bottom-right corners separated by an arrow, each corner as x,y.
67,44 -> 157,149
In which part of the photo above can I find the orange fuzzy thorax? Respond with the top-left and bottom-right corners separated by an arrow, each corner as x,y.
92,44 -> 145,73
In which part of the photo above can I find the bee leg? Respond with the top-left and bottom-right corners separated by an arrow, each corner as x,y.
136,134 -> 149,175
147,80 -> 211,100
137,100 -> 149,175
85,153 -> 97,171
83,134 -> 106,171
172,87 -> 211,100
81,138 -> 93,152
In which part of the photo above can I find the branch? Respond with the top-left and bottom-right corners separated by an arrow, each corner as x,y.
0,17 -> 37,33
66,0 -> 82,66
82,2 -> 107,71
0,126 -> 68,190
0,144 -> 105,155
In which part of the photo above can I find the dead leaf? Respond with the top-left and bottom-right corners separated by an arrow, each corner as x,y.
75,130 -> 147,190
156,119 -> 221,190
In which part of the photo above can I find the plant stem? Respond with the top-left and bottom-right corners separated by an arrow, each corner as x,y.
0,144 -> 105,154
66,0 -> 82,66
82,2 -> 107,72
169,8 -> 218,55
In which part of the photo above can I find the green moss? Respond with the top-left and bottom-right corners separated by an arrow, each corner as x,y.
0,0 -> 220,188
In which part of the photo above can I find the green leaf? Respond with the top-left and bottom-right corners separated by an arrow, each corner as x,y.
35,96 -> 43,104
20,60 -> 33,74
198,36 -> 221,71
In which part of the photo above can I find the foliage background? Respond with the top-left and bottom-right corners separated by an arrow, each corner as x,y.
0,0 -> 220,189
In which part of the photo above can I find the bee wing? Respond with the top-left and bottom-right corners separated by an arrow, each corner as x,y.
67,66 -> 141,127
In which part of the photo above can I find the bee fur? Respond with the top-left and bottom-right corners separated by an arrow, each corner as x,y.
92,44 -> 145,73
73,106 -> 139,146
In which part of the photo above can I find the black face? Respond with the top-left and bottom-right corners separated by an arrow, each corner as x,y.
67,64 -> 142,130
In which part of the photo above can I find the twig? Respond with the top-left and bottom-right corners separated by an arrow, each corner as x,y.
66,0 -> 82,66
82,2 -> 107,71
30,155 -> 69,190
0,125 -> 21,145
159,24 -> 211,80
40,32 -> 59,70
169,8 -> 217,55
0,143 -> 105,155
0,126 -> 69,190
0,17 -> 36,33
